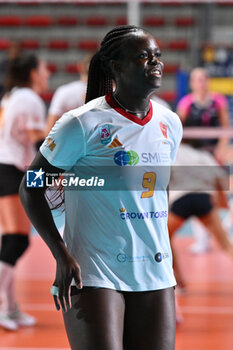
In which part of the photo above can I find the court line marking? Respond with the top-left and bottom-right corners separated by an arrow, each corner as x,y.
182,306 -> 233,314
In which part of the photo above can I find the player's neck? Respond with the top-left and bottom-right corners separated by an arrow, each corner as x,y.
112,92 -> 150,119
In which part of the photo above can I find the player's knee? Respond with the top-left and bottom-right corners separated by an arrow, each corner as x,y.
0,233 -> 29,266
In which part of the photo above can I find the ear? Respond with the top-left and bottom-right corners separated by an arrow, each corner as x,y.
30,68 -> 37,83
110,59 -> 121,75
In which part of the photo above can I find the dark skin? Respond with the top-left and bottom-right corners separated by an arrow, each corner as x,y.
112,31 -> 164,119
20,31 -> 175,350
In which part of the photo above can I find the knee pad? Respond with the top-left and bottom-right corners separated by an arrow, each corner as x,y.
0,233 -> 29,266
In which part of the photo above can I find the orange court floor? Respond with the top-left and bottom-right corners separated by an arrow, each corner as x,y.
0,234 -> 233,350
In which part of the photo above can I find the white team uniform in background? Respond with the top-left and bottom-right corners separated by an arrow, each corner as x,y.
169,143 -> 227,205
48,81 -> 87,117
0,88 -> 45,171
41,94 -> 182,291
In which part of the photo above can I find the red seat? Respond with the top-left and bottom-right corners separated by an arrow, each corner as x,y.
0,39 -> 11,50
156,39 -> 166,50
78,40 -> 99,51
163,64 -> 179,74
24,16 -> 53,27
158,91 -> 176,103
57,17 -> 79,26
0,16 -> 22,26
143,17 -> 165,27
159,1 -> 181,5
168,40 -> 188,50
66,63 -> 82,74
49,40 -> 69,50
17,1 -> 39,5
20,39 -> 40,49
40,91 -> 54,103
174,17 -> 195,27
47,63 -> 58,74
115,17 -> 127,26
86,16 -> 107,26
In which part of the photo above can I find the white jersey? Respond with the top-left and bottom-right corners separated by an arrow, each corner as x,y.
0,88 -> 45,171
48,80 -> 87,117
40,94 -> 182,292
169,143 -> 226,204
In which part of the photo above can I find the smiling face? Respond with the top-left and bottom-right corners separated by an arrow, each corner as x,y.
113,31 -> 164,96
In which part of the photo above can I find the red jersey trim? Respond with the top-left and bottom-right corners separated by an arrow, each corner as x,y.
105,93 -> 153,126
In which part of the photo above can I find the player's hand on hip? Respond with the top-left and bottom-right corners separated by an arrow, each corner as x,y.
51,249 -> 82,312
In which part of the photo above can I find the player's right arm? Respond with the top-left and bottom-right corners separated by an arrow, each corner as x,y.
19,151 -> 82,312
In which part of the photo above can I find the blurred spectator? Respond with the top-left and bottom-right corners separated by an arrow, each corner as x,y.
45,53 -> 92,136
0,54 -> 50,331
176,67 -> 231,253
0,41 -> 21,99
168,141 -> 233,290
176,67 -> 230,163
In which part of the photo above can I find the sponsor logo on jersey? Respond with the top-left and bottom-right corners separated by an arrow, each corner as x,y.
141,152 -> 170,163
108,137 -> 123,148
119,208 -> 167,220
26,168 -> 45,187
160,122 -> 168,138
47,137 -> 56,151
114,150 -> 139,166
154,252 -> 169,263
117,253 -> 150,263
98,124 -> 111,144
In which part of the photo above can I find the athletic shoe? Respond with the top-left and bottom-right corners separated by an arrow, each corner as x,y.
0,311 -> 18,331
8,308 -> 37,327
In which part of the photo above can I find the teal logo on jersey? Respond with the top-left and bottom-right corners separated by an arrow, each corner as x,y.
114,150 -> 139,166
98,125 -> 111,144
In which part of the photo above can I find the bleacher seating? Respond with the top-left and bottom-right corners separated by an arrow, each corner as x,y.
0,16 -> 22,26
48,40 -> 69,50
174,17 -> 195,27
24,16 -> 53,27
168,40 -> 189,50
143,17 -> 165,27
20,39 -> 40,49
57,16 -> 79,26
86,16 -> 107,26
78,40 -> 99,51
0,1 -> 221,106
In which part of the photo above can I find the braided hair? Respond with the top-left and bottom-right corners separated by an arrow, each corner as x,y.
85,25 -> 143,103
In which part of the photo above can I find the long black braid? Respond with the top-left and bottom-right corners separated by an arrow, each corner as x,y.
85,25 -> 143,103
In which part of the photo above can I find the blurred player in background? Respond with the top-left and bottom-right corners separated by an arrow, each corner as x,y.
168,140 -> 233,293
0,54 -> 49,331
177,67 -> 230,160
45,53 -> 91,136
176,67 -> 231,254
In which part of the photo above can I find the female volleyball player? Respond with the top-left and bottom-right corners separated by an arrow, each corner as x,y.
177,67 -> 231,254
20,25 -> 182,349
0,54 -> 49,330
